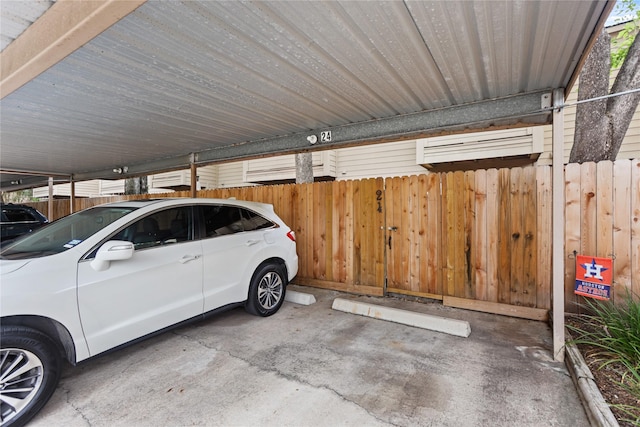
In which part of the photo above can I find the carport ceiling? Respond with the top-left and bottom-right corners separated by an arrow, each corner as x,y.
0,0 -> 612,190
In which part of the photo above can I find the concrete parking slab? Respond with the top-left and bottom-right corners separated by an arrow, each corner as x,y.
31,285 -> 588,427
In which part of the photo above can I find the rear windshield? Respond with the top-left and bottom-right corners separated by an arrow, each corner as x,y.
1,207 -> 136,260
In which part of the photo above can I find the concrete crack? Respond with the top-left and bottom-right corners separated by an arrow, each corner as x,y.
170,330 -> 396,426
58,383 -> 92,426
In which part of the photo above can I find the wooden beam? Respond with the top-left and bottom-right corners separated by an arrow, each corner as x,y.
190,162 -> 197,198
387,288 -> 444,301
443,296 -> 548,322
292,278 -> 385,297
70,177 -> 75,214
1,0 -> 146,99
47,177 -> 54,220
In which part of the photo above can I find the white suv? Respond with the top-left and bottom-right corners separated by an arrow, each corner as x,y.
0,198 -> 298,426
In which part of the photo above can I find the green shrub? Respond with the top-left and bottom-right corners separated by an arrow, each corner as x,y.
568,291 -> 640,426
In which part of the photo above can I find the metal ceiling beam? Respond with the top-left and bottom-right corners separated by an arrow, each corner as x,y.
196,90 -> 553,163
0,0 -> 146,99
73,154 -> 193,182
68,90 -> 552,183
0,175 -> 68,192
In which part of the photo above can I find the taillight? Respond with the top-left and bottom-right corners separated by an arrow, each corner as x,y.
286,230 -> 296,242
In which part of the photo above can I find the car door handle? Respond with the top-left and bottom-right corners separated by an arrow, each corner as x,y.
246,240 -> 261,246
179,255 -> 201,264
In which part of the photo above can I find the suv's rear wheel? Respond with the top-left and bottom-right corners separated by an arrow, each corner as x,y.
0,327 -> 61,427
245,263 -> 286,317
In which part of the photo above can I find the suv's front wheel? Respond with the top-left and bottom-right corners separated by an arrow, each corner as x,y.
0,326 -> 61,427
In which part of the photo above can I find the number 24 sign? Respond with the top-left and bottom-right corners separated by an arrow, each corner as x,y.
320,131 -> 332,142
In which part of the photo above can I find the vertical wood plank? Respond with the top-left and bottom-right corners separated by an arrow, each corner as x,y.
596,161 -> 614,260
631,159 -> 640,298
374,177 -> 386,289
313,183 -> 323,279
474,169 -> 488,301
385,177 -> 396,288
486,169 -> 499,303
453,171 -> 466,298
565,163 -> 582,311
465,170 -> 475,299
324,182 -> 333,280
536,166 -> 552,310
613,159 -> 632,302
442,172 -> 454,295
388,176 -> 403,289
425,173 -> 442,295
510,167 -> 525,306
417,174 -> 428,294
399,176 -> 411,289
345,180 -> 355,286
409,175 -> 421,292
522,166 -> 537,308
358,179 -> 369,285
354,180 -> 363,285
304,183 -> 314,279
290,183 -> 303,278
497,168 -> 511,304
581,162 -> 597,258
333,180 -> 346,283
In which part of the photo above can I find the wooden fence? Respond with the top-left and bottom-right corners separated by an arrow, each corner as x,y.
25,159 -> 639,316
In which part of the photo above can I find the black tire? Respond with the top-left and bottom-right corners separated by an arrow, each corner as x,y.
0,326 -> 62,427
245,263 -> 287,317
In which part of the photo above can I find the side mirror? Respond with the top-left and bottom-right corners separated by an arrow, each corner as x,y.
91,240 -> 134,271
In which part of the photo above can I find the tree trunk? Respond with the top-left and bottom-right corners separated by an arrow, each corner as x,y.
570,31 -> 611,163
124,177 -> 148,195
295,153 -> 314,184
607,30 -> 640,157
570,29 -> 640,163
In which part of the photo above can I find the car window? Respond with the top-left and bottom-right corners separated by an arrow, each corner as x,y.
3,208 -> 37,222
202,205 -> 275,237
202,205 -> 243,237
239,208 -> 275,231
113,206 -> 193,250
0,207 -> 136,259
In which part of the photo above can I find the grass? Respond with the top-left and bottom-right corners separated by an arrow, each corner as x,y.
567,291 -> 640,426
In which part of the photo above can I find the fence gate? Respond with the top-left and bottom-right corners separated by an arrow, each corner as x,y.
289,178 -> 387,296
385,174 -> 443,299
384,169 -> 550,318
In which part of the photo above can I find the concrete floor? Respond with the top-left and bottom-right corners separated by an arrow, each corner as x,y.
31,285 -> 588,427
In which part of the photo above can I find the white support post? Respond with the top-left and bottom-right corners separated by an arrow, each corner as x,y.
552,88 -> 566,362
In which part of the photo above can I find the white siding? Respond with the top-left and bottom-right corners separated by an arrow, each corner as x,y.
243,151 -> 336,183
417,127 -> 543,166
149,166 -> 217,189
336,140 -> 427,180
33,180 -> 101,198
196,165 -> 217,189
98,179 -> 125,195
217,161 -> 255,188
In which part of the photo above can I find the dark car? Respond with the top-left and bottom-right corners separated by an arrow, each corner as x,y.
0,203 -> 48,245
